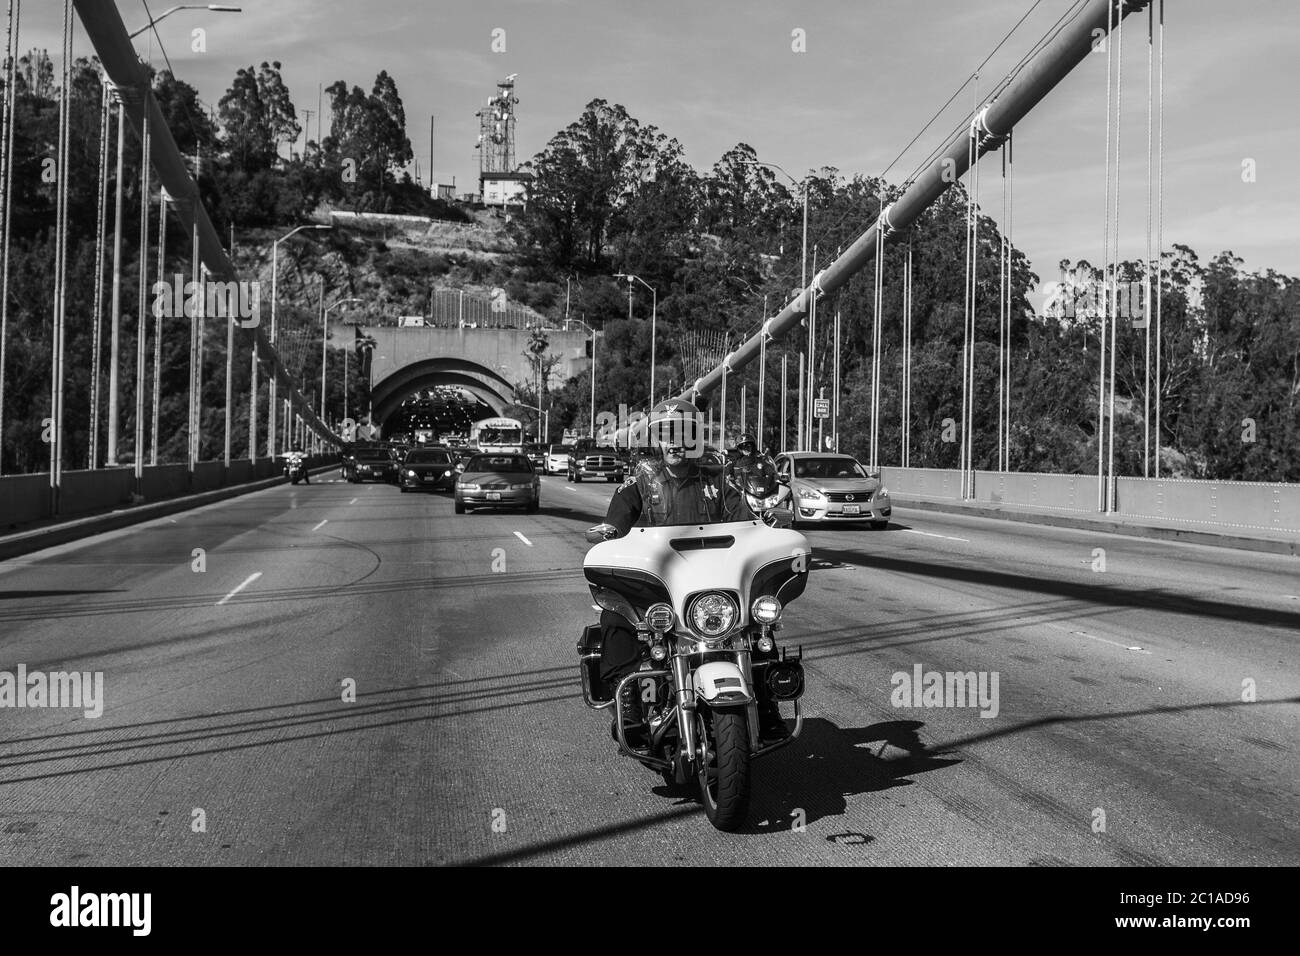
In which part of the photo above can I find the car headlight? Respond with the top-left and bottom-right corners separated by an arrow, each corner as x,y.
510,482 -> 532,490
687,591 -> 738,639
751,594 -> 783,624
879,486 -> 889,497
460,483 -> 480,492
797,487 -> 824,500
406,469 -> 417,477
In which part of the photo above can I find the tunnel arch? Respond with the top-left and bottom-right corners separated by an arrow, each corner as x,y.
370,358 -> 518,433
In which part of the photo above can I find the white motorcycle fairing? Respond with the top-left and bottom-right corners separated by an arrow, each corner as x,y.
583,519 -> 811,627
693,660 -> 751,706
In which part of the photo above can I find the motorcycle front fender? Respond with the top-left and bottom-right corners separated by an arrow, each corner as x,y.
692,660 -> 752,707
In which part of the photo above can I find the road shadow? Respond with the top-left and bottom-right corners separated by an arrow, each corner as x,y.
812,545 -> 1300,631
648,718 -> 961,833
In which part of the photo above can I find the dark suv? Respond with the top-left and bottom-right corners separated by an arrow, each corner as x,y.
567,438 -> 624,483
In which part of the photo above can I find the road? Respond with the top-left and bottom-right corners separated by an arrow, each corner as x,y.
0,469 -> 1296,866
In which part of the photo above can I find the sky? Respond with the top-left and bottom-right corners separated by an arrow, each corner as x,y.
23,0 -> 1300,293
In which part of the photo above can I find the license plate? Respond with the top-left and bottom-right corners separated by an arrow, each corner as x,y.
842,504 -> 861,515
422,476 -> 435,482
487,492 -> 501,501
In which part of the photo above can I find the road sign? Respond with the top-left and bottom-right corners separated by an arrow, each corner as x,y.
814,398 -> 830,419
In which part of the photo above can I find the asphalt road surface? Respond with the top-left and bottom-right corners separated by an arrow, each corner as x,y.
1,470 -> 1296,866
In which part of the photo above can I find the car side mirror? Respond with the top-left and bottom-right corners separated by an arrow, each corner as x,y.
585,523 -> 617,544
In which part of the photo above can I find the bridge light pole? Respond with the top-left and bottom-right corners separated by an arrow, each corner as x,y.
128,5 -> 242,39
569,315 -> 598,438
269,224 -> 329,458
323,297 -> 363,447
615,272 -> 656,408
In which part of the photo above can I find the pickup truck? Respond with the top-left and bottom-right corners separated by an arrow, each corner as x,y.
566,439 -> 624,483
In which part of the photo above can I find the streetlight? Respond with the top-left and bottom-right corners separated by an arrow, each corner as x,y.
569,315 -> 599,438
129,5 -> 242,39
615,272 -> 656,408
742,159 -> 810,449
323,297 -> 363,442
269,224 -> 330,458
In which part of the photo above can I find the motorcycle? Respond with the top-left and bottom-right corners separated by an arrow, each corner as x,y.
579,517 -> 811,831
284,455 -> 308,485
726,455 -> 793,529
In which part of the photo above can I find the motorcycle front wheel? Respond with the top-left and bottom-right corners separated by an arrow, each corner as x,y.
697,710 -> 751,832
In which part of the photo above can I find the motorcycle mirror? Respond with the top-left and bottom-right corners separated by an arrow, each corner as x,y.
585,524 -> 616,544
455,463 -> 465,473
776,474 -> 790,485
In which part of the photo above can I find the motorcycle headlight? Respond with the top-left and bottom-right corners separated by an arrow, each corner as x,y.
687,591 -> 738,639
751,594 -> 782,625
645,603 -> 675,633
797,487 -> 824,500
406,469 -> 417,477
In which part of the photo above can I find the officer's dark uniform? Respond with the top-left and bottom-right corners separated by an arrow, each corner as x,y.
598,457 -> 751,683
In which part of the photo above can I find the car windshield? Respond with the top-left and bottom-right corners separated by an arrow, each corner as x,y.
406,450 -> 449,463
550,445 -> 573,454
466,455 -> 531,473
479,426 -> 521,445
358,453 -> 390,462
793,457 -> 869,480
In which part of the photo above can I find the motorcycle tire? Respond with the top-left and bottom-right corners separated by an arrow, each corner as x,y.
698,710 -> 751,832
290,477 -> 300,485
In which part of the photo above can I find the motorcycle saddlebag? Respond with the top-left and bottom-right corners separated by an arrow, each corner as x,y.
577,624 -> 614,706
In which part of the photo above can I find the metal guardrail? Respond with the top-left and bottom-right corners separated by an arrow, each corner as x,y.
880,468 -> 1300,538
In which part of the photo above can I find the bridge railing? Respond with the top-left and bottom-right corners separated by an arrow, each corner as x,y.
426,289 -> 546,330
0,457 -> 336,533
879,467 -> 1300,538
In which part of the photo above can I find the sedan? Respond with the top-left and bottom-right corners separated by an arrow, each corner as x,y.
399,447 -> 457,492
775,452 -> 891,529
346,451 -> 399,484
454,453 -> 540,514
544,443 -> 573,475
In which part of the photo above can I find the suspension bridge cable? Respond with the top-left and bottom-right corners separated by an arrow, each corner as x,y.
1097,0 -> 1115,511
0,0 -> 16,476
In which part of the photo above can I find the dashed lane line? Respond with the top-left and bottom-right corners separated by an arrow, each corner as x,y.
216,572 -> 262,606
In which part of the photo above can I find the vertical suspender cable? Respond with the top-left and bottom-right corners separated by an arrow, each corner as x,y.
999,144 -> 1007,473
1143,0 -> 1154,478
903,241 -> 912,467
1107,0 -> 1124,513
1006,131 -> 1013,470
833,307 -> 841,453
90,77 -> 110,469
872,203 -> 884,469
961,100 -> 976,499
1154,0 -> 1164,479
151,192 -> 165,465
0,0 -> 18,476
50,0 -> 72,509
1097,0 -> 1114,511
135,111 -> 150,485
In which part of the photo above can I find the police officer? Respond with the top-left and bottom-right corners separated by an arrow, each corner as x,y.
596,400 -> 787,741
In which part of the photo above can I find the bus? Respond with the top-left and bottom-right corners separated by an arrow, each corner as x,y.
470,417 -> 524,454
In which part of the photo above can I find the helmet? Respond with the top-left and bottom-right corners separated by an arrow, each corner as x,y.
734,432 -> 757,455
734,455 -> 778,499
647,399 -> 702,452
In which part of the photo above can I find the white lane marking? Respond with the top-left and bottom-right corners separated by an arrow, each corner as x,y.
1071,629 -> 1151,654
217,571 -> 262,606
903,528 -> 970,542
349,497 -> 358,505
312,519 -> 328,531
514,531 -> 533,547
562,486 -> 578,493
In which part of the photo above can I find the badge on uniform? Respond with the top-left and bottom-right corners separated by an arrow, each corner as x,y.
703,484 -> 718,500
620,476 -> 637,490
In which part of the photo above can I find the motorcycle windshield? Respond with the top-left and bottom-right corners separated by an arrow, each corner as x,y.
584,520 -> 810,627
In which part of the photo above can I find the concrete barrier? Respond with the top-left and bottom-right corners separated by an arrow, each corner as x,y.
0,455 -> 335,532
1116,477 -> 1300,536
